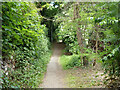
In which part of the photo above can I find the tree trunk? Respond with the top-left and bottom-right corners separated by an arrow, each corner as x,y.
74,2 -> 84,65
93,25 -> 99,66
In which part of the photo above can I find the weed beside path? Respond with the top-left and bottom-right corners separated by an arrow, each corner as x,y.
65,64 -> 105,88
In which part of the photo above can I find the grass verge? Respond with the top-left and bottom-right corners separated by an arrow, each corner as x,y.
59,53 -> 105,88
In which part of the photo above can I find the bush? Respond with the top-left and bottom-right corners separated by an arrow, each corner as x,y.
60,54 -> 81,69
2,2 -> 51,88
102,46 -> 120,87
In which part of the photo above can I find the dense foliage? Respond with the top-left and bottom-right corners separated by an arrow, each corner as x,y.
55,2 -> 120,87
1,2 -> 51,88
35,2 -> 61,42
1,1 -> 120,88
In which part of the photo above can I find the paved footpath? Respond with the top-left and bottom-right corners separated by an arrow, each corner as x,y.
41,42 -> 67,88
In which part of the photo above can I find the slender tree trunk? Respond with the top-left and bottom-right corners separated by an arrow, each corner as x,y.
73,3 -> 76,20
93,25 -> 99,66
96,30 -> 98,54
74,2 -> 84,65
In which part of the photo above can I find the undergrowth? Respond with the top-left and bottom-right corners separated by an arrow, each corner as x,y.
66,68 -> 105,88
60,54 -> 81,69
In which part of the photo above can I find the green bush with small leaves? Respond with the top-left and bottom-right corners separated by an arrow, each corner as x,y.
60,54 -> 81,69
2,2 -> 51,88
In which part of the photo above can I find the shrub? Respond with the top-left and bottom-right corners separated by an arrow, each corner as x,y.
2,2 -> 51,88
60,54 -> 81,69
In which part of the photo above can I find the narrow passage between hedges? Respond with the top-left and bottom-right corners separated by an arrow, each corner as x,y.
40,42 -> 67,88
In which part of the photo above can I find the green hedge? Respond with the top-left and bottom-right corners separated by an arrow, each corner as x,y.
2,2 -> 51,88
